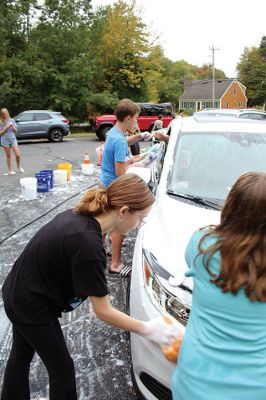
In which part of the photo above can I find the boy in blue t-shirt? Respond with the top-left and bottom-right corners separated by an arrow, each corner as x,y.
100,99 -> 145,274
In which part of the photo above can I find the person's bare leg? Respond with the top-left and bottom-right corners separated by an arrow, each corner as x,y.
12,145 -> 23,172
110,231 -> 124,272
3,147 -> 12,173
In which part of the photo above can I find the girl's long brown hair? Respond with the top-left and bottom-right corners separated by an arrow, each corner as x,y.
75,173 -> 154,216
198,172 -> 266,302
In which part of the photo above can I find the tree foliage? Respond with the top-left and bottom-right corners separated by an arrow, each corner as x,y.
259,36 -> 266,60
0,0 -> 238,121
90,0 -> 149,100
237,43 -> 266,107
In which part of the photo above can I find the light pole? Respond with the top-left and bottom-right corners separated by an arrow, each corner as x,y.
209,46 -> 219,108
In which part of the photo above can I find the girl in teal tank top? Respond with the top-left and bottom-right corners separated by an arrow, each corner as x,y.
172,172 -> 266,400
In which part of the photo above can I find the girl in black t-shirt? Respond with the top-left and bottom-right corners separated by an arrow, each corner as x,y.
1,173 -> 180,400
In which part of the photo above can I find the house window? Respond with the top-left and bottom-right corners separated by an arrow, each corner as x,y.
233,88 -> 236,96
226,101 -> 229,108
181,101 -> 196,111
202,101 -> 213,109
238,101 -> 243,107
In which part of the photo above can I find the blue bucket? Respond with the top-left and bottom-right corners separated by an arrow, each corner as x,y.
35,172 -> 50,193
39,170 -> 54,189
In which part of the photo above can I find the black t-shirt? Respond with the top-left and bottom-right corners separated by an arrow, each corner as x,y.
2,209 -> 108,325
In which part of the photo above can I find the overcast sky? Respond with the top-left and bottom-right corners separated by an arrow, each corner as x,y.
91,0 -> 266,78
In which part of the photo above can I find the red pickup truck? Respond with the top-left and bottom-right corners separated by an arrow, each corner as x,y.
95,102 -> 175,140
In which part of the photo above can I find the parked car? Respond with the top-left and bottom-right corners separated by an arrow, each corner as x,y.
95,102 -> 175,141
128,116 -> 266,399
14,110 -> 70,142
195,108 -> 266,120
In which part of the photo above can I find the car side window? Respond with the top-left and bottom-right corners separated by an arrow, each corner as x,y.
240,113 -> 262,120
139,106 -> 151,116
34,113 -> 51,121
138,103 -> 174,117
17,113 -> 34,122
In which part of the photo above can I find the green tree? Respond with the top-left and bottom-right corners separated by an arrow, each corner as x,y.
90,0 -> 150,100
0,0 -> 38,57
237,46 -> 266,107
142,45 -> 165,102
0,0 -> 97,119
259,35 -> 266,60
196,64 -> 226,79
0,0 -> 229,119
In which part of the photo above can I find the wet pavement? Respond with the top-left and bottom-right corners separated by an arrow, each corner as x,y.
0,137 -> 139,399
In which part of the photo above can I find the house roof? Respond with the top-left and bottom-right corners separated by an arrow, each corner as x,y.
179,78 -> 236,100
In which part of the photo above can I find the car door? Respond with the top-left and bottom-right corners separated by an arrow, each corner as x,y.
15,112 -> 36,138
33,112 -> 52,135
137,105 -> 157,131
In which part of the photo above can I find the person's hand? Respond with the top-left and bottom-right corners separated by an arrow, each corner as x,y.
125,155 -> 133,166
4,123 -> 11,132
141,316 -> 180,347
154,132 -> 169,143
141,132 -> 153,141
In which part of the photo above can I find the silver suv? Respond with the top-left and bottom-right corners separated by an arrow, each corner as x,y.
15,110 -> 70,142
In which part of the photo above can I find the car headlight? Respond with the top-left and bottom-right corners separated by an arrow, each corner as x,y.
143,249 -> 191,326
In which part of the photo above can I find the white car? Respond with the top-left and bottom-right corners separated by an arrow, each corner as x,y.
194,108 -> 266,121
129,116 -> 266,400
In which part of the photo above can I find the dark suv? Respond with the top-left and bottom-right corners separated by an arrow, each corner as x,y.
95,102 -> 175,141
15,110 -> 70,142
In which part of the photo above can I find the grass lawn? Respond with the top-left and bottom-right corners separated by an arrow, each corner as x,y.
70,130 -> 96,137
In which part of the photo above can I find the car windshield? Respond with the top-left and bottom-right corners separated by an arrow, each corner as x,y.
168,131 -> 266,205
139,103 -> 174,116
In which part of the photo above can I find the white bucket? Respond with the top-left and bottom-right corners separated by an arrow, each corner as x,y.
53,169 -> 67,185
20,177 -> 37,201
81,163 -> 94,176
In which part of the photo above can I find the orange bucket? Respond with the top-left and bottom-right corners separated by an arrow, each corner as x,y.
58,163 -> 72,181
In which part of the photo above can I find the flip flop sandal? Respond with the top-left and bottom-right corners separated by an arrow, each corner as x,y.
108,264 -> 131,276
119,265 -> 132,276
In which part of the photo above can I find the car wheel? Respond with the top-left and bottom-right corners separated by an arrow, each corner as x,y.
97,126 -> 111,141
49,128 -> 64,142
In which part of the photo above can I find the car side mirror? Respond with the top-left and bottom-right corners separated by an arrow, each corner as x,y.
148,180 -> 158,194
15,119 -> 21,122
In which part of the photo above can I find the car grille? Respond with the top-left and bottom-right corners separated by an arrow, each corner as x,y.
139,372 -> 172,400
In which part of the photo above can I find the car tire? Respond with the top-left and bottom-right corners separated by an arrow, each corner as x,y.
48,128 -> 64,142
97,126 -> 111,141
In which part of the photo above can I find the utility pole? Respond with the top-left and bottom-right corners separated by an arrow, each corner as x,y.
209,46 -> 219,108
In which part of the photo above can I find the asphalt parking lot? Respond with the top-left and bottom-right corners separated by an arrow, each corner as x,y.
0,136 -> 139,399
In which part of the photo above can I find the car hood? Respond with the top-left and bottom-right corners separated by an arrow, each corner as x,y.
142,192 -> 220,291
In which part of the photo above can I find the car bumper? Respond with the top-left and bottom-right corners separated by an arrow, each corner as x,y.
64,128 -> 71,136
130,231 -> 178,400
